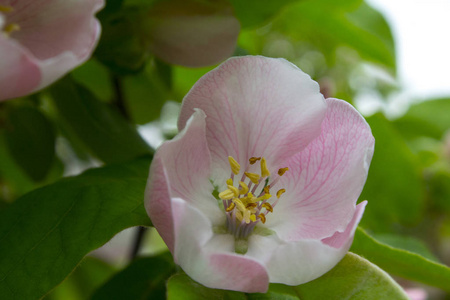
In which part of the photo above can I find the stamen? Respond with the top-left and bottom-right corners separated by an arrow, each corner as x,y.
249,157 -> 261,165
246,203 -> 257,209
228,185 -> 239,197
226,202 -> 235,212
258,213 -> 266,224
276,189 -> 286,198
232,198 -> 246,212
257,193 -> 271,201
228,156 -> 240,175
278,167 -> 289,176
0,5 -> 13,13
226,178 -> 233,185
4,23 -> 20,35
219,189 -> 234,200
239,181 -> 249,195
244,172 -> 260,184
260,157 -> 270,177
250,214 -> 256,222
263,185 -> 270,194
262,203 -> 273,213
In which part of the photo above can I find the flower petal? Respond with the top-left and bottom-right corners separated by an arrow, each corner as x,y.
178,56 -> 326,183
147,0 -> 240,67
145,109 -> 222,251
266,99 -> 374,240
171,197 -> 269,293
6,0 -> 103,93
247,201 -> 366,285
0,36 -> 40,101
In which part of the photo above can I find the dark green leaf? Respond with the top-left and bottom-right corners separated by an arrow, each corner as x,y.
351,228 -> 450,292
0,157 -> 152,300
92,252 -> 176,300
167,274 -> 247,300
44,256 -> 115,300
293,253 -> 408,299
229,0 -> 299,28
4,105 -> 55,181
359,113 -> 425,231
72,59 -> 114,102
50,76 -> 151,164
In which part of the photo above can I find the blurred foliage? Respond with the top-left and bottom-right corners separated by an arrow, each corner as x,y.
1,0 -> 449,299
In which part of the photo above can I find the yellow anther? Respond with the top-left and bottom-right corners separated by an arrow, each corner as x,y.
239,181 -> 249,195
276,188 -> 286,199
244,172 -> 260,184
228,156 -> 240,175
0,5 -> 13,13
245,192 -> 258,203
278,167 -> 289,176
228,185 -> 239,197
263,185 -> 270,194
4,23 -> 20,35
249,157 -> 261,165
262,203 -> 273,213
258,213 -> 266,224
219,189 -> 234,200
250,214 -> 257,222
235,210 -> 243,222
233,198 -> 246,212
226,178 -> 233,186
257,193 -> 272,201
244,210 -> 252,224
260,157 -> 270,177
246,203 -> 257,209
226,202 -> 235,212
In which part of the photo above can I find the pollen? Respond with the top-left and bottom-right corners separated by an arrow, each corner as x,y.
278,167 -> 289,176
0,5 -> 13,13
228,156 -> 240,175
222,156 -> 287,239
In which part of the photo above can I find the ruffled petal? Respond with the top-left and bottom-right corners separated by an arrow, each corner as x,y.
178,56 -> 326,184
172,197 -> 269,293
0,36 -> 40,101
265,99 -> 374,241
145,109 -> 222,248
247,202 -> 366,285
147,0 -> 240,67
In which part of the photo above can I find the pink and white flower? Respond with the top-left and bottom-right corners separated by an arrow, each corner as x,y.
145,56 -> 375,293
0,0 -> 103,101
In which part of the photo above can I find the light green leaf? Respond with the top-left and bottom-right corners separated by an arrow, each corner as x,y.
293,252 -> 408,299
91,252 -> 175,300
4,105 -> 55,182
359,113 -> 425,231
50,76 -> 151,164
0,157 -> 152,300
167,274 -> 247,300
229,0 -> 300,28
351,228 -> 450,292
274,0 -> 396,69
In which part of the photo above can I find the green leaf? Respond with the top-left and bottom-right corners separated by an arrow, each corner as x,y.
359,113 -> 425,231
274,0 -> 396,69
167,253 -> 408,300
71,59 -> 114,102
351,228 -> 450,292
50,76 -> 151,164
293,253 -> 408,299
167,274 -> 247,300
122,61 -> 171,124
92,252 -> 176,300
0,157 -> 152,300
4,105 -> 56,181
44,256 -> 115,300
229,0 -> 300,28
395,98 -> 450,138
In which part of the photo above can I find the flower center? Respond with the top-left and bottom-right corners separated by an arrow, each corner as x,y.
218,156 -> 288,240
0,5 -> 20,37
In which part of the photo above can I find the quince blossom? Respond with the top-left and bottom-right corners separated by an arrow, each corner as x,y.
0,0 -> 103,101
145,56 -> 375,293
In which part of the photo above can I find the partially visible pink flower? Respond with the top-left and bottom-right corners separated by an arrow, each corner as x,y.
0,0 -> 103,101
145,56 -> 375,292
146,0 -> 240,67
404,287 -> 427,300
